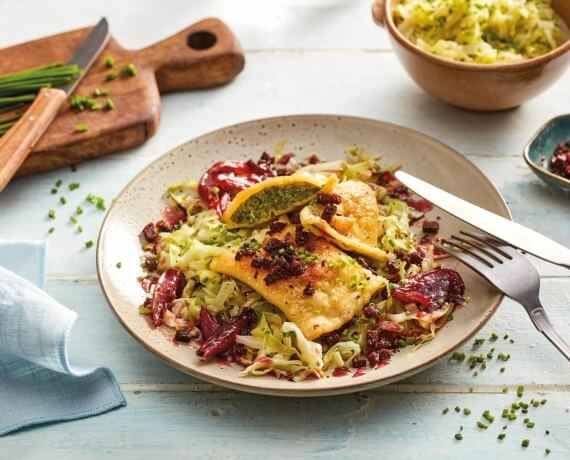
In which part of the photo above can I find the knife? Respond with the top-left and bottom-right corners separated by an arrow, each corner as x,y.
395,170 -> 570,269
0,17 -> 109,191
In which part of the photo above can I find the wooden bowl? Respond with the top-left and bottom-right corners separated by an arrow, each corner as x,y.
372,0 -> 570,111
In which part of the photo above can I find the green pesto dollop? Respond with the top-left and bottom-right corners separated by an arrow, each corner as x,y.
231,184 -> 319,226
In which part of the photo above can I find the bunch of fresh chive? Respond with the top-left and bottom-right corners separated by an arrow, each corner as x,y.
0,63 -> 82,137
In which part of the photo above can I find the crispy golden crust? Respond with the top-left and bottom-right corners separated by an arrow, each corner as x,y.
210,226 -> 386,340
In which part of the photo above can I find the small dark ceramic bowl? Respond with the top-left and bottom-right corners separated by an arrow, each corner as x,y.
524,114 -> 570,192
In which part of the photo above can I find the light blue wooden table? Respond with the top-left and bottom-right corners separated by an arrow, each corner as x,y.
1,1 -> 569,458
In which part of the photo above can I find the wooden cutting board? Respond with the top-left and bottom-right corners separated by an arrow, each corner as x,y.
0,18 -> 244,176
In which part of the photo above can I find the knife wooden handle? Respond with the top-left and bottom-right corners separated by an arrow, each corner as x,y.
0,87 -> 67,191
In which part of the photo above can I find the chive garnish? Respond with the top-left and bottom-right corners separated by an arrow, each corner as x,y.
104,99 -> 115,110
78,225 -> 84,233
76,206 -> 83,215
70,216 -> 78,224
541,399 -> 547,405
442,408 -> 449,414
48,209 -> 56,219
106,71 -> 118,81
521,439 -> 529,448
86,193 -> 106,210
85,240 -> 93,249
463,408 -> 471,416
498,433 -> 506,440
500,367 -> 505,373
517,386 -> 524,398
454,433 -> 463,441
116,262 -> 122,268
473,338 -> 485,348
68,182 -> 80,191
124,63 -> 138,76
74,123 -> 89,133
546,448 -> 551,455
490,332 -> 499,341
56,179 -> 63,187
101,88 -> 111,96
48,227 -> 55,234
60,196 -> 66,205
104,56 -> 115,68
545,430 -> 550,435
71,165 -> 77,172
526,421 -> 535,428
454,406 -> 460,413
51,188 -> 58,194
477,421 -> 488,430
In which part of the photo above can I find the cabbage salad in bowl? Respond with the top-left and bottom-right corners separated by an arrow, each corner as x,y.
137,148 -> 467,381
393,0 -> 567,63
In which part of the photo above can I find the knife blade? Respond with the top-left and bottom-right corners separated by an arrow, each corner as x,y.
0,18 -> 109,191
395,170 -> 570,269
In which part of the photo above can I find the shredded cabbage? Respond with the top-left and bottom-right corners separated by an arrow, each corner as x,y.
394,0 -> 566,63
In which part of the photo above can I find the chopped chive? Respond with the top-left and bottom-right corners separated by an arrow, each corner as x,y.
86,193 -> 106,210
55,179 -> 63,187
522,408 -> 528,414
497,353 -> 510,361
512,402 -> 520,410
508,413 -> 517,421
455,406 -> 461,413
48,227 -> 55,234
59,196 -> 67,205
51,188 -> 58,194
463,408 -> 471,416
68,182 -> 80,191
503,334 -> 509,340
541,399 -> 547,405
517,386 -> 524,398
546,448 -> 551,455
48,209 -> 56,219
106,71 -> 118,81
90,102 -> 101,111
70,165 -> 77,172
74,123 -> 89,133
104,56 -> 115,68
498,433 -> 506,440
502,409 -> 509,418
502,387 -> 508,393
77,225 -> 84,233
527,421 -> 535,428
490,332 -> 499,341
477,421 -> 488,430
442,408 -> 449,415
521,439 -> 529,448
502,425 -> 507,430
545,430 -> 550,435
500,367 -> 505,373
70,215 -> 78,224
76,205 -> 83,215
93,88 -> 102,97
104,99 -> 115,110
101,88 -> 111,96
510,339 -> 514,344
483,413 -> 495,423
85,240 -> 93,249
124,63 -> 138,76
473,371 -> 479,377
454,433 -> 463,441
116,262 -> 122,268
473,338 -> 485,348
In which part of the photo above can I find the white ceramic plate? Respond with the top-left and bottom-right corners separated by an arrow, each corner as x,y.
97,115 -> 509,396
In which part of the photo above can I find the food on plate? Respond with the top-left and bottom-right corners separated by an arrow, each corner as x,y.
393,0 -> 566,64
137,147 -> 467,381
549,140 -> 570,180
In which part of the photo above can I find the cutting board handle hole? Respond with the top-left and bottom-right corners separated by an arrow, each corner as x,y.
187,31 -> 217,50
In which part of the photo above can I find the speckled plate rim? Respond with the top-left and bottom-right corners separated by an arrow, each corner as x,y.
523,114 -> 570,190
97,114 -> 510,397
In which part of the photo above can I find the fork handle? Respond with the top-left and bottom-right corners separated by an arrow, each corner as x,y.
529,305 -> 570,362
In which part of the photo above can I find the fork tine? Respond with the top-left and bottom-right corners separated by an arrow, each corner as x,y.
448,235 -> 503,264
437,240 -> 494,270
459,230 -> 513,259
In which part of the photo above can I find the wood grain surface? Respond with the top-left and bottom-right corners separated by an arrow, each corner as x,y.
0,18 -> 244,176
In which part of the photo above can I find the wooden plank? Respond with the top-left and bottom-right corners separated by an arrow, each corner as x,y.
0,0 -> 391,52
51,278 -> 570,386
0,52 -> 566,164
1,153 -> 566,277
2,390 -> 568,458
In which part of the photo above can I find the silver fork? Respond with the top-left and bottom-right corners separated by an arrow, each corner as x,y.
435,231 -> 570,362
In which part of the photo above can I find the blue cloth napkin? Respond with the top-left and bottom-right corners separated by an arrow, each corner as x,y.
0,241 -> 126,436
